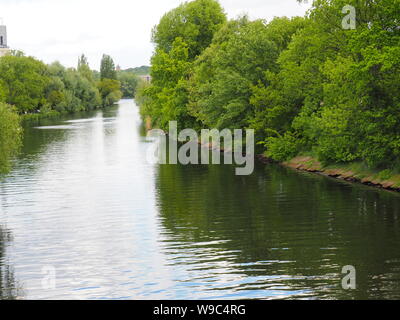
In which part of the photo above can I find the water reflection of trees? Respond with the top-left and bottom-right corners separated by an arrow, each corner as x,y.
21,109 -> 105,158
0,226 -> 20,300
1,108 -> 120,300
154,161 -> 400,299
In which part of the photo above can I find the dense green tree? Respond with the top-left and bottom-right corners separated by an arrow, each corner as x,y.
152,0 -> 227,60
118,71 -> 139,98
251,0 -> 400,168
0,81 -> 6,102
78,54 -> 95,83
98,54 -> 122,106
0,55 -> 102,116
313,0 -> 400,168
97,79 -> 122,107
0,103 -> 22,173
251,14 -> 340,159
0,55 -> 50,113
188,16 -> 305,133
0,53 -> 116,173
100,54 -> 117,80
139,0 -> 227,131
47,61 -> 101,113
64,69 -> 101,111
139,37 -> 194,130
45,74 -> 66,112
138,0 -> 400,171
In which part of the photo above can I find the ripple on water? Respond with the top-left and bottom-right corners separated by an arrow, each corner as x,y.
1,100 -> 400,299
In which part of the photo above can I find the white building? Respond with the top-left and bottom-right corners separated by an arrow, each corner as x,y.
0,23 -> 11,57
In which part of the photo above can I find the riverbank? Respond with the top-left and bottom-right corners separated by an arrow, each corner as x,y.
138,113 -> 400,193
20,104 -> 118,125
276,156 -> 400,192
20,110 -> 61,124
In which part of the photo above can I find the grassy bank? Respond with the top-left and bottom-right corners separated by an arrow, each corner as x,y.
281,156 -> 400,192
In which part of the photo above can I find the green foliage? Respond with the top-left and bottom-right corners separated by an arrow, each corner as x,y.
0,103 -> 22,174
97,79 -> 122,107
152,0 -> 227,60
139,0 -> 226,131
46,61 -> 102,113
78,54 -> 95,83
189,16 -> 305,132
140,0 -> 226,131
0,54 -> 102,116
378,169 -> 392,181
0,81 -> 6,102
0,55 -> 50,113
299,0 -> 400,168
100,54 -> 117,80
0,53 -> 120,172
265,132 -> 302,161
118,71 -> 139,98
253,0 -> 400,168
125,65 -> 151,76
99,54 -> 122,105
137,0 -> 400,171
149,37 -> 197,130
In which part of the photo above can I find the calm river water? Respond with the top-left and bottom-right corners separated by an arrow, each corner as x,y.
1,99 -> 400,300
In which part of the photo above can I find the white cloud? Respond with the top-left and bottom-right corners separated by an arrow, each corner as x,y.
0,0 -> 310,70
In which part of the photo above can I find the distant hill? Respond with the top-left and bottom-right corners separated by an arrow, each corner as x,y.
123,66 -> 151,75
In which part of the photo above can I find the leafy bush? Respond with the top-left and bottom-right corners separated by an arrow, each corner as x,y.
265,132 -> 302,161
0,103 -> 22,173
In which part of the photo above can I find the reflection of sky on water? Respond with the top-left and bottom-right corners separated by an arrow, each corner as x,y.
1,99 -> 400,300
1,101 -> 174,299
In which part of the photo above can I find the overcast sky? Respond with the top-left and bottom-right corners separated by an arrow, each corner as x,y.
0,0 -> 311,70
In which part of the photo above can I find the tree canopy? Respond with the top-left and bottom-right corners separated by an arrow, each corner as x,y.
152,0 -> 227,60
0,52 -> 123,172
100,54 -> 117,80
137,0 -> 400,170
137,0 -> 227,131
0,55 -> 50,113
0,103 -> 22,174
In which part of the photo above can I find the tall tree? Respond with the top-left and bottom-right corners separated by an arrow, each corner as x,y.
139,0 -> 227,130
152,0 -> 227,60
100,54 -> 117,80
78,54 -> 94,82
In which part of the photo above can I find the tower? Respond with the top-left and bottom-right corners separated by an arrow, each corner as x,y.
0,24 -> 7,48
0,20 -> 10,57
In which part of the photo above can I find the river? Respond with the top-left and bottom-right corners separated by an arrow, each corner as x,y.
1,99 -> 400,300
